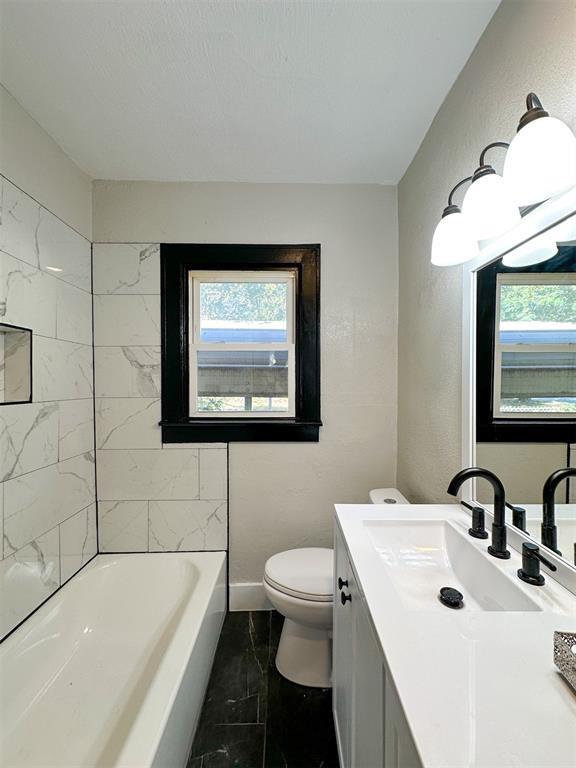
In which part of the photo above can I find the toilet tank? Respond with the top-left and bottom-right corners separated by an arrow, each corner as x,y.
369,487 -> 409,504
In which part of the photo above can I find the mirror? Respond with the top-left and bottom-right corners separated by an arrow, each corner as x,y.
0,323 -> 32,404
468,210 -> 576,568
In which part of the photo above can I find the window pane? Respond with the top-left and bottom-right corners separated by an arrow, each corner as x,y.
500,349 -> 576,414
499,283 -> 576,342
199,281 -> 289,343
196,349 -> 289,413
498,280 -> 576,415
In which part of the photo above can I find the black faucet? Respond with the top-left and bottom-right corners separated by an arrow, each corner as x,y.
447,468 -> 510,559
517,542 -> 557,586
542,468 -> 576,555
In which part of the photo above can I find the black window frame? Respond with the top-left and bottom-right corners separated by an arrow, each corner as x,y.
160,244 -> 321,443
476,245 -> 576,443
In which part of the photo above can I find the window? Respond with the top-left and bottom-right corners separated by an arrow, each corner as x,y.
189,272 -> 295,417
494,274 -> 576,418
161,244 -> 321,442
476,244 -> 576,442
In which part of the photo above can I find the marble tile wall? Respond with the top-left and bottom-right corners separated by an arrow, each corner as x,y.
0,176 -> 96,640
92,243 -> 228,553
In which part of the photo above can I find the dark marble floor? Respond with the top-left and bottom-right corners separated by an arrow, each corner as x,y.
188,611 -> 339,768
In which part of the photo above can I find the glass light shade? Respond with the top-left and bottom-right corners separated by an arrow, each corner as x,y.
430,210 -> 480,267
461,172 -> 521,239
501,232 -> 558,267
503,116 -> 576,206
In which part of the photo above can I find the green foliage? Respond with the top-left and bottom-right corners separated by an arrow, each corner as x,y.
201,282 -> 286,322
500,284 -> 576,323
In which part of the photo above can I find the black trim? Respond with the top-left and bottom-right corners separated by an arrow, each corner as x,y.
160,244 -> 322,443
0,322 -> 33,406
476,246 -> 576,443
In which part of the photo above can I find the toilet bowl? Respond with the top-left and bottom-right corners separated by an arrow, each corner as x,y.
263,548 -> 333,688
264,488 -> 409,688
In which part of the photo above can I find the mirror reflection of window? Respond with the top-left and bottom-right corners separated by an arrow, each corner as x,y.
494,273 -> 576,418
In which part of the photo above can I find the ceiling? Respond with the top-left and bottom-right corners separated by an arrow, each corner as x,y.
0,1 -> 500,184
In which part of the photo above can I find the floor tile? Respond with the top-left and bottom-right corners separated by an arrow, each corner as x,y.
189,611 -> 338,768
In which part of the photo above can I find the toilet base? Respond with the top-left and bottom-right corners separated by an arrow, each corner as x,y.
275,618 -> 332,688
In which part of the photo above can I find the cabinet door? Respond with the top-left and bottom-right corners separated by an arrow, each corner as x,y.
384,670 -> 422,768
352,595 -> 384,768
333,525 -> 354,768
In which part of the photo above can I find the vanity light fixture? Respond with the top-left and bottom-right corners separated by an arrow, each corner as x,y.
503,93 -> 576,206
430,176 -> 481,267
501,231 -> 558,267
461,142 -> 521,240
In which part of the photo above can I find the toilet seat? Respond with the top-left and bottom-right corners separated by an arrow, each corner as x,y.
264,548 -> 333,603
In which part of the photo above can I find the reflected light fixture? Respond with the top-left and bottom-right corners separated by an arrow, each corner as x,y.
503,93 -> 576,206
501,232 -> 558,267
462,142 -> 521,239
431,176 -> 481,267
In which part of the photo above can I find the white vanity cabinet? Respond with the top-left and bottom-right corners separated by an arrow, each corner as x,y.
333,524 -> 421,768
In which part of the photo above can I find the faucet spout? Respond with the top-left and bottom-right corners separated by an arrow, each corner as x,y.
542,468 -> 576,555
447,467 -> 510,559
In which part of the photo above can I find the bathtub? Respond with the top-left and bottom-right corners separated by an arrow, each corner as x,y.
0,551 -> 226,768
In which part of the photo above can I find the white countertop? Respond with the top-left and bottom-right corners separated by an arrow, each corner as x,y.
335,504 -> 576,768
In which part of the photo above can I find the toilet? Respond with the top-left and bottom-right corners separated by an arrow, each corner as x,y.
263,488 -> 409,688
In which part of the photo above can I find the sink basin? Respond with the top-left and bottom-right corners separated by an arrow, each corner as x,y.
364,519 -> 540,612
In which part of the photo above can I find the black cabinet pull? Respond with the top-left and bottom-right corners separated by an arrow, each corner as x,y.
340,590 -> 352,605
337,577 -> 348,590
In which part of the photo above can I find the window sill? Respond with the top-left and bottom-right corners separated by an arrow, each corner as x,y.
160,418 -> 322,443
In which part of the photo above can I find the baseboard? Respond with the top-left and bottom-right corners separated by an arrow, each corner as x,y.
229,581 -> 272,611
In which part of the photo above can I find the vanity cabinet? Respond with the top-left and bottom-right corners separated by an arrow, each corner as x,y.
333,524 -> 421,768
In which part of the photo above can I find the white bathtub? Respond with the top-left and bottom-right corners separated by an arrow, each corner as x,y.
0,552 -> 226,768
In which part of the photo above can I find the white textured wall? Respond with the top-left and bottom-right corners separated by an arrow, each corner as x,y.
0,85 -> 92,238
397,0 -> 576,503
93,181 -> 398,583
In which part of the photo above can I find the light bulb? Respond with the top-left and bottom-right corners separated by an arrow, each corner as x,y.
431,209 -> 480,267
503,115 -> 576,206
462,170 -> 521,239
502,233 -> 558,267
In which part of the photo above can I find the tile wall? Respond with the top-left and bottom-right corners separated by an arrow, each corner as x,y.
92,244 -> 228,553
0,176 -> 96,639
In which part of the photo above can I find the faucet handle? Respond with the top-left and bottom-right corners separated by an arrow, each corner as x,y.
518,542 -> 557,586
506,501 -> 527,533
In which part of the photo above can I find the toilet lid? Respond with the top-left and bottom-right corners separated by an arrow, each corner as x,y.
264,548 -> 333,602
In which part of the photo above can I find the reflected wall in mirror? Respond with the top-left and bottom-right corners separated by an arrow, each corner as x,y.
0,323 -> 32,404
473,229 -> 576,566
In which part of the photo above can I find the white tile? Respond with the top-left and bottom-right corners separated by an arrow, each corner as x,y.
199,448 -> 228,499
56,279 -> 93,345
96,398 -> 161,449
0,179 -> 91,291
97,449 -> 198,501
59,399 -> 95,461
0,250 -> 57,337
0,482 -> 4,559
0,178 -> 42,268
149,500 -> 227,551
0,526 -> 60,639
33,336 -> 93,401
93,295 -> 160,346
163,442 -> 227,449
99,500 -> 148,552
59,503 -> 97,582
36,205 -> 91,292
3,452 -> 96,554
95,346 -> 161,397
93,244 -> 160,295
0,401 -> 59,482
